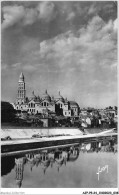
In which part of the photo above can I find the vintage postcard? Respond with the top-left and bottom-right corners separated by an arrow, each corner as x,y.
1,1 -> 118,194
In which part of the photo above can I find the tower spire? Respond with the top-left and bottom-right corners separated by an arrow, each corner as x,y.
19,72 -> 24,82
16,72 -> 26,104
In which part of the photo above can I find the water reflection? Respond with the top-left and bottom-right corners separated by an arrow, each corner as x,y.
15,158 -> 25,188
80,139 -> 118,153
24,146 -> 80,174
1,137 -> 118,188
1,156 -> 16,176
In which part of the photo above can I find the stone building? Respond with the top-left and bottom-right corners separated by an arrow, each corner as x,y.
13,73 -> 80,117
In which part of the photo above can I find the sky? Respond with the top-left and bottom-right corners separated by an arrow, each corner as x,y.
1,1 -> 118,108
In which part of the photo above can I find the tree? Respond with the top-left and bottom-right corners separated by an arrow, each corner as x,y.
55,104 -> 63,116
1,101 -> 16,123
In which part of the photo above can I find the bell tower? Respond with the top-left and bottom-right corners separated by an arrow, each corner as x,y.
15,158 -> 24,188
16,72 -> 26,104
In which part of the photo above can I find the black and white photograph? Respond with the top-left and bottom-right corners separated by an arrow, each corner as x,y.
1,0 -> 118,193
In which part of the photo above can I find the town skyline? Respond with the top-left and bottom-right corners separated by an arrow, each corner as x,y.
1,71 -> 117,110
1,1 -> 117,108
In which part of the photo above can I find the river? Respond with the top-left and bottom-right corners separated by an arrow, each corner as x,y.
1,137 -> 118,188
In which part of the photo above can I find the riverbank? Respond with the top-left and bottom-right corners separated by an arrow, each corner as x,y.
1,129 -> 117,156
1,123 -> 114,138
1,127 -> 83,140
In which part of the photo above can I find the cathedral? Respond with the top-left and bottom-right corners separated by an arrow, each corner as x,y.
13,73 -> 80,117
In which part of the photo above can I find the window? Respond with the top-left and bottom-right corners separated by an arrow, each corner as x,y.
60,104 -> 62,108
65,112 -> 67,115
44,102 -> 46,106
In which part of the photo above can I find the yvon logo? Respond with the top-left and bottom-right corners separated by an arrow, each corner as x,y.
96,165 -> 108,180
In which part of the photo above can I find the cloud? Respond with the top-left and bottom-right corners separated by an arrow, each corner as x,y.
9,14 -> 115,105
2,2 -> 57,29
1,2 -> 117,107
110,62 -> 117,69
2,5 -> 25,29
113,18 -> 118,31
66,12 -> 75,21
3,15 -> 116,81
23,8 -> 37,25
39,16 -> 117,71
88,2 -> 117,18
88,3 -> 97,15
37,1 -> 57,22
36,16 -> 117,100
11,62 -> 21,68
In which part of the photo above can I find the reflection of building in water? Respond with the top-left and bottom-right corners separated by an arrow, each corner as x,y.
1,156 -> 15,176
26,153 -> 38,161
90,142 -> 98,151
55,148 -> 80,171
67,148 -> 79,161
15,158 -> 24,188
55,151 -> 66,172
20,146 -> 80,174
80,139 -> 118,153
26,153 -> 41,161
26,151 -> 53,173
26,153 -> 41,171
81,143 -> 92,152
80,142 -> 100,152
40,153 -> 50,174
48,152 -> 55,167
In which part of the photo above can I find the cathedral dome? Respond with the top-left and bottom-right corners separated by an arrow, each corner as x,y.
68,154 -> 79,162
19,72 -> 24,82
55,91 -> 64,102
37,95 -> 41,102
69,101 -> 79,107
30,91 -> 37,101
42,90 -> 51,102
